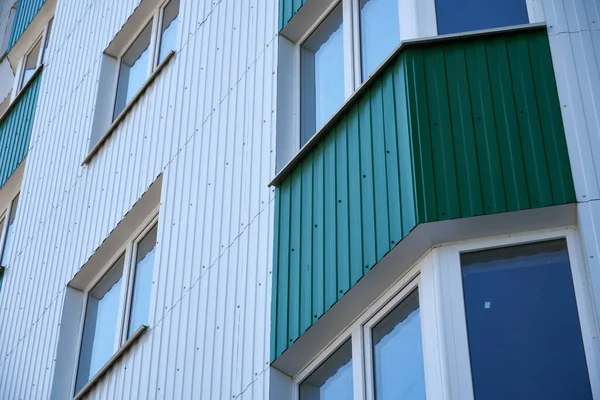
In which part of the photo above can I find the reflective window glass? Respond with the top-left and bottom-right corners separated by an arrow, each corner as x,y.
372,289 -> 425,400
113,22 -> 152,119
158,0 -> 179,64
299,340 -> 353,400
435,0 -> 528,35
300,4 -> 345,146
1,195 -> 19,268
75,256 -> 125,393
21,40 -> 41,88
359,0 -> 400,80
461,240 -> 593,400
127,224 -> 158,338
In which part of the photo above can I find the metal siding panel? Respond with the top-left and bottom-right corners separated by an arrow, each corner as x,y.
271,28 -> 576,361
7,0 -> 46,52
0,71 -> 41,191
0,0 -> 278,397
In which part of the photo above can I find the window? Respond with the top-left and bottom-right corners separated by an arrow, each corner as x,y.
435,0 -> 528,35
359,0 -> 400,80
299,340 -> 353,400
295,270 -> 424,400
300,4 -> 345,146
371,290 -> 425,400
73,218 -> 159,394
461,240 -> 593,399
112,0 -> 179,121
15,19 -> 52,92
278,0 -> 538,167
0,194 -> 19,268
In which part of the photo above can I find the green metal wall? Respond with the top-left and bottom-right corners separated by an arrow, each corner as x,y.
0,71 -> 41,190
271,28 -> 575,360
7,0 -> 46,52
279,0 -> 307,30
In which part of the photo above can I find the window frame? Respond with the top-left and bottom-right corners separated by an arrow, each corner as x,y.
437,229 -> 600,400
292,228 -> 600,400
110,0 -> 178,123
293,258 -> 423,400
0,193 -> 19,269
70,211 -> 159,397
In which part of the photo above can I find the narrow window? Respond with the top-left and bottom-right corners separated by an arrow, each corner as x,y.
113,22 -> 153,120
43,19 -> 53,64
75,256 -> 125,393
300,4 -> 344,146
435,0 -> 528,35
20,40 -> 41,89
127,224 -> 158,338
371,289 -> 425,400
461,240 -> 593,399
299,339 -> 353,400
359,0 -> 400,80
158,0 -> 179,64
1,195 -> 19,268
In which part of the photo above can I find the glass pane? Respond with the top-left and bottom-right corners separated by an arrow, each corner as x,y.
127,224 -> 158,338
75,256 -> 125,393
461,240 -> 593,400
372,290 -> 425,400
158,0 -> 179,63
113,22 -> 152,119
360,0 -> 400,80
300,4 -> 344,146
300,340 -> 353,400
21,39 -> 41,88
1,195 -> 19,268
435,0 -> 528,35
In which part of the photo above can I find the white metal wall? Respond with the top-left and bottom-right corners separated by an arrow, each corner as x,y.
544,0 -> 600,336
0,0 -> 278,398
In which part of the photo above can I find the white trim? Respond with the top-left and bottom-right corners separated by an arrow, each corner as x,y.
117,242 -> 134,346
70,291 -> 90,396
0,194 -> 17,266
351,325 -> 365,400
342,0 -> 355,98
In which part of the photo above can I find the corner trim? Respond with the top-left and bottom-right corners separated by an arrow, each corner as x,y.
81,50 -> 176,165
0,65 -> 43,125
268,23 -> 547,187
72,325 -> 148,400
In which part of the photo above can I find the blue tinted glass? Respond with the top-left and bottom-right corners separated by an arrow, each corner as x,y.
128,224 -> 158,338
301,4 -> 345,146
461,240 -> 593,400
435,0 -> 528,35
360,0 -> 400,80
75,256 -> 124,393
300,340 -> 353,400
372,290 -> 425,400
159,0 -> 179,63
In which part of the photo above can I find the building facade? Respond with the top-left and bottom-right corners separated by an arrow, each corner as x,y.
0,0 -> 598,399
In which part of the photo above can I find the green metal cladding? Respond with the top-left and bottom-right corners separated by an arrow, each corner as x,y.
0,71 -> 42,190
271,27 -> 575,360
279,0 -> 307,30
7,0 -> 47,52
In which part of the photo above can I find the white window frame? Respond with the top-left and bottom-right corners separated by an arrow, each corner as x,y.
69,210 -> 159,396
10,20 -> 52,101
292,228 -> 600,400
0,193 -> 19,268
293,256 -> 423,400
110,0 -> 178,122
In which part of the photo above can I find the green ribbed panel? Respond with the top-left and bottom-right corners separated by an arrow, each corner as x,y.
271,28 -> 575,361
0,71 -> 42,190
7,0 -> 46,52
279,0 -> 307,30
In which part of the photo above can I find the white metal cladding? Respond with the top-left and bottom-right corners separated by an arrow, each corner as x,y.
0,0 -> 277,398
545,0 -> 600,202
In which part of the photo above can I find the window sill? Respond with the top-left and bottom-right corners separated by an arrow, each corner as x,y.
73,325 -> 148,400
269,22 -> 546,187
0,65 -> 43,125
81,50 -> 176,165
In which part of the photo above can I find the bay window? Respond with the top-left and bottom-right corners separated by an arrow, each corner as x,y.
294,230 -> 600,399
